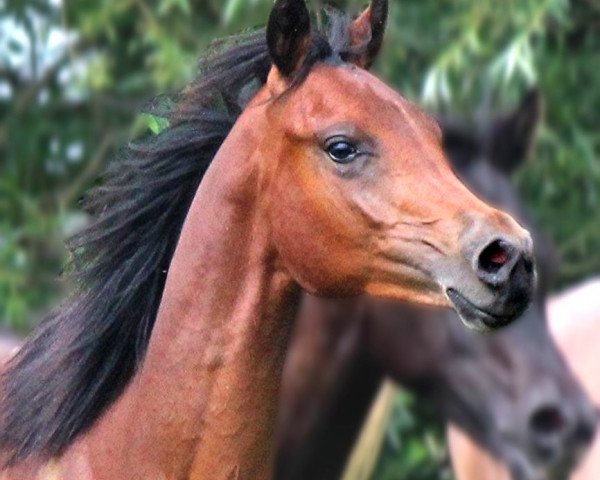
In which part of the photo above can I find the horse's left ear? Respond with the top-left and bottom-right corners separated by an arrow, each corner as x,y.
489,89 -> 544,174
347,0 -> 389,69
266,0 -> 312,78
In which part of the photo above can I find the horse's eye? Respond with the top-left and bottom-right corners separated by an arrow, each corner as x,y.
326,139 -> 358,164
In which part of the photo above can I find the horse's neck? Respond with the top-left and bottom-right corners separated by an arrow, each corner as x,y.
76,117 -> 299,480
276,298 -> 383,480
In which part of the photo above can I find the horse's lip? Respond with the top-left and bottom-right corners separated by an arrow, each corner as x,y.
502,439 -> 571,480
446,288 -> 514,331
503,448 -> 548,480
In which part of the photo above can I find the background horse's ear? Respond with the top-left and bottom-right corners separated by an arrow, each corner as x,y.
266,0 -> 311,77
347,0 -> 388,69
489,89 -> 544,174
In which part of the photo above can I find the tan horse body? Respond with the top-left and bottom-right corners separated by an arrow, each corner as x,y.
0,1 -> 534,479
449,278 -> 600,480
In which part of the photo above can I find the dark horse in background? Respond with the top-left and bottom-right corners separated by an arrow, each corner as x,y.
450,278 -> 600,480
276,91 -> 597,480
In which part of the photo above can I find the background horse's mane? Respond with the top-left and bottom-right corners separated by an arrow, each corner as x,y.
0,11 -> 365,465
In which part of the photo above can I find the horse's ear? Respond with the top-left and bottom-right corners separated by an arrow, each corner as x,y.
489,89 -> 544,174
347,0 -> 388,69
266,0 -> 312,78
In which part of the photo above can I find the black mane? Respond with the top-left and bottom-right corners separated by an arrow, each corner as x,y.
0,12 -> 368,465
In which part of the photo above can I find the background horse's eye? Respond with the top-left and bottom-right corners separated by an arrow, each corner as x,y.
326,140 -> 358,164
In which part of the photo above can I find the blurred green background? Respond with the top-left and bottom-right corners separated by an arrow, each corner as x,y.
1,0 -> 599,478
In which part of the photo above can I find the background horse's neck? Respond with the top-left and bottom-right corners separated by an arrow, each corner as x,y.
76,109 -> 300,480
291,355 -> 382,480
276,298 -> 384,480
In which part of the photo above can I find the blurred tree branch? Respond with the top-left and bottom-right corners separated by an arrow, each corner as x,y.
14,40 -> 86,115
58,133 -> 117,209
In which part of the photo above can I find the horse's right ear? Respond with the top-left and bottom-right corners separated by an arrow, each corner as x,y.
347,0 -> 389,69
267,0 -> 312,78
490,89 -> 543,174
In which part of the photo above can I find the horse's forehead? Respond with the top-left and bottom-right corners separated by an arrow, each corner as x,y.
301,65 -> 441,136
311,64 -> 395,97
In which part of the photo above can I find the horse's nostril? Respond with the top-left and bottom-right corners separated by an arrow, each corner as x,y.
530,405 -> 566,435
573,419 -> 596,445
478,240 -> 511,274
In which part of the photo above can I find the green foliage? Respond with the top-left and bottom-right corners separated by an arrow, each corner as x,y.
142,113 -> 170,135
371,392 -> 453,480
1,0 -> 599,478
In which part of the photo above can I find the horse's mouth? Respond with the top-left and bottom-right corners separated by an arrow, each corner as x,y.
503,444 -> 575,480
446,288 -> 514,331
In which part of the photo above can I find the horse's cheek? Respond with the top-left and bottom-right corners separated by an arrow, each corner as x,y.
267,178 -> 363,296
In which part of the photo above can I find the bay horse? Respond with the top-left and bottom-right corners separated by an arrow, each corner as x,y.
449,278 -> 600,480
276,91 -> 596,480
0,1 -> 535,479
